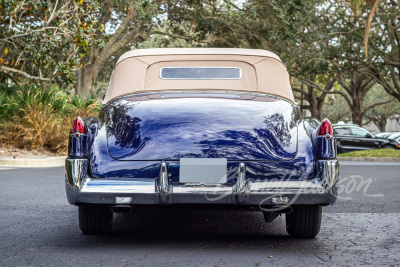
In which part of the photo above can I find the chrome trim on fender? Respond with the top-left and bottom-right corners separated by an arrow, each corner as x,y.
65,158 -> 89,188
316,159 -> 339,189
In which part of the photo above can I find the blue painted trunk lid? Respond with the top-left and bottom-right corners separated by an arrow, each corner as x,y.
106,97 -> 298,161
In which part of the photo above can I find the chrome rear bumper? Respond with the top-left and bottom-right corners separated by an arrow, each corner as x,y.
65,159 -> 338,206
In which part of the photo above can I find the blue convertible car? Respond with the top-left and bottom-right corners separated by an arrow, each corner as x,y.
65,48 -> 338,238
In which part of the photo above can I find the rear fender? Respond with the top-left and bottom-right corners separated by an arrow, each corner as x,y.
68,116 -> 100,158
303,118 -> 336,160
315,136 -> 336,159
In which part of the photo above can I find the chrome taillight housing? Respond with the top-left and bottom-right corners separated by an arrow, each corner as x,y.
315,118 -> 336,159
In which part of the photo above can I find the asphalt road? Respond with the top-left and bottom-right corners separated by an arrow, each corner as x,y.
1,162 -> 399,266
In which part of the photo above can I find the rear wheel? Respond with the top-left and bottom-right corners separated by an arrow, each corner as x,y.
79,204 -> 113,235
286,205 -> 322,238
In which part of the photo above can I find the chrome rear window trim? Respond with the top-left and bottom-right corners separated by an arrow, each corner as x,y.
159,67 -> 242,80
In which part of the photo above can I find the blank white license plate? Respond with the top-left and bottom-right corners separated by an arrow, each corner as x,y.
179,158 -> 227,184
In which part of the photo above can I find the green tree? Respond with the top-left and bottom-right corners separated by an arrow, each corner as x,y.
75,0 -> 214,96
348,0 -> 381,58
0,0 -> 102,86
187,0 -> 335,118
367,0 -> 400,102
292,75 -> 336,120
364,86 -> 400,131
0,0 -> 216,96
293,0 -> 386,126
323,95 -> 352,123
93,19 -> 210,96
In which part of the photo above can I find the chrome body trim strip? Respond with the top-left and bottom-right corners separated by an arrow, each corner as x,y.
81,179 -> 155,194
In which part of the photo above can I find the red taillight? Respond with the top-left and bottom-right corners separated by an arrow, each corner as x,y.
317,118 -> 334,137
70,116 -> 87,135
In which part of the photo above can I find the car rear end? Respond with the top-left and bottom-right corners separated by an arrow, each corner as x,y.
65,48 -> 338,237
65,92 -> 338,237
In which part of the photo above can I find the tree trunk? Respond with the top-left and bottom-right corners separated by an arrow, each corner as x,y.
378,119 -> 386,132
335,73 -> 375,127
308,87 -> 319,119
316,97 -> 326,121
75,69 -> 82,95
350,89 -> 365,127
294,76 -> 333,121
351,109 -> 364,126
351,95 -> 364,126
76,63 -> 101,97
306,86 -> 327,121
72,8 -> 147,97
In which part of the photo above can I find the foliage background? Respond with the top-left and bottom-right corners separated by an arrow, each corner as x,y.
0,0 -> 399,153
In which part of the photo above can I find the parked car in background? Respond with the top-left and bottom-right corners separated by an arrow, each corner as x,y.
65,48 -> 339,238
333,124 -> 400,153
388,132 -> 400,143
375,132 -> 394,138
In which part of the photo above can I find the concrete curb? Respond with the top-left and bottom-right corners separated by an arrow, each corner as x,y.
0,156 -> 66,167
338,157 -> 400,162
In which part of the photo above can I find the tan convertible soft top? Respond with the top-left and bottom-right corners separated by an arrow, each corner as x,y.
103,48 -> 294,104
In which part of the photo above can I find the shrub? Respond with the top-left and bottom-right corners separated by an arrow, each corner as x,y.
0,88 -> 100,154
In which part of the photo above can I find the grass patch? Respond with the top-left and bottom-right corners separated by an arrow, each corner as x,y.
339,149 -> 400,157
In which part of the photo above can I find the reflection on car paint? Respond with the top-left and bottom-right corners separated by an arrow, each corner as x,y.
106,98 -> 298,161
86,95 -> 316,181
